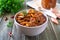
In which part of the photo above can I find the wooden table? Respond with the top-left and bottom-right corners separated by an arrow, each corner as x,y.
0,15 -> 58,40
0,2 -> 60,40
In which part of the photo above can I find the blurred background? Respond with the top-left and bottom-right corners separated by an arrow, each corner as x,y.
27,0 -> 60,3
57,0 -> 60,3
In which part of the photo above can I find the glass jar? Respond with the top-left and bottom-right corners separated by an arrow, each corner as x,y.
41,0 -> 56,9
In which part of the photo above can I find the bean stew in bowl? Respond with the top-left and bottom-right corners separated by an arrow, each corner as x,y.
14,9 -> 48,36
15,9 -> 46,27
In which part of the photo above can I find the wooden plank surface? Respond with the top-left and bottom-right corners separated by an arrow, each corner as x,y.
0,10 -> 59,40
0,15 -> 58,40
0,14 -> 14,40
50,20 -> 60,40
11,18 -> 57,40
0,0 -> 60,40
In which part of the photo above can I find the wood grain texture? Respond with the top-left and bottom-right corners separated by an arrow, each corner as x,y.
0,15 -> 59,40
0,14 -> 57,40
0,0 -> 60,40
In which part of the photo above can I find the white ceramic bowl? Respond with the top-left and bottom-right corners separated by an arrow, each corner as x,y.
14,10 -> 48,36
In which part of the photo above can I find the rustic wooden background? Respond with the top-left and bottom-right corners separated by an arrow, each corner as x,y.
0,0 -> 60,40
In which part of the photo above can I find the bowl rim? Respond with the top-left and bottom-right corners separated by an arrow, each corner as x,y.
14,9 -> 48,28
